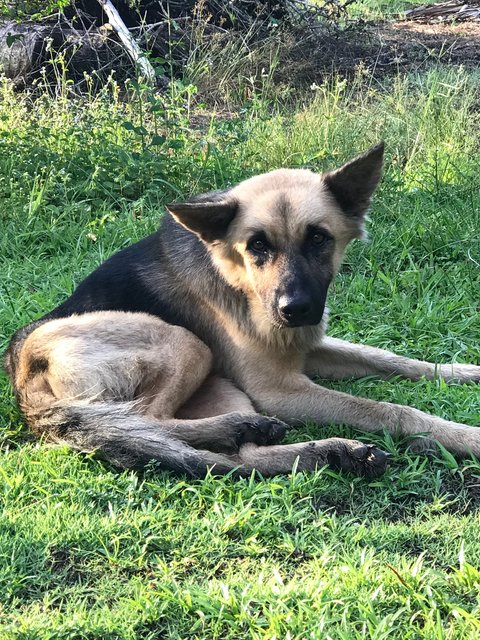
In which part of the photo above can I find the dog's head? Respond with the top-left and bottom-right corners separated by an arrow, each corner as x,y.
167,143 -> 384,331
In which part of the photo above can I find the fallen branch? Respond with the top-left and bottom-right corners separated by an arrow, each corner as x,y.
96,0 -> 155,84
405,1 -> 480,21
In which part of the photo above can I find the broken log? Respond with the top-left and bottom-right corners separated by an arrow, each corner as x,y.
405,1 -> 480,21
0,20 -> 125,86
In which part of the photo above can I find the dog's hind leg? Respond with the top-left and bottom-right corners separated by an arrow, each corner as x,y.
135,355 -> 286,451
237,438 -> 388,479
43,402 -> 386,478
147,412 -> 287,453
307,337 -> 480,383
176,375 -> 256,419
39,401 -> 286,474
15,311 -> 286,458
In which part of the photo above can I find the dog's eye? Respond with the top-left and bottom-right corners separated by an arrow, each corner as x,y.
252,240 -> 267,252
248,236 -> 270,254
311,233 -> 326,245
308,228 -> 330,247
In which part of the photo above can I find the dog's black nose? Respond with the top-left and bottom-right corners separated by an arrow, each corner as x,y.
278,295 -> 311,323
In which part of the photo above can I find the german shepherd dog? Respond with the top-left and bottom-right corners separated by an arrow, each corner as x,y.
5,144 -> 480,478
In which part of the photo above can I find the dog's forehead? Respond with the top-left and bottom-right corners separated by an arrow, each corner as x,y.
230,168 -> 343,241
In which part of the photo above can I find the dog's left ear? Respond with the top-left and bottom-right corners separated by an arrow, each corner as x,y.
323,142 -> 384,218
166,200 -> 238,243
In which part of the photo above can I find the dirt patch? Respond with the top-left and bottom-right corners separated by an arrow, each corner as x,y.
277,16 -> 480,85
380,19 -> 480,67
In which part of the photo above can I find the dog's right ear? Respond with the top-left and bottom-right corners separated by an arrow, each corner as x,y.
166,200 -> 238,243
323,142 -> 384,219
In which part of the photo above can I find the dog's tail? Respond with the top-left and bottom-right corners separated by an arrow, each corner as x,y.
29,401 -> 238,477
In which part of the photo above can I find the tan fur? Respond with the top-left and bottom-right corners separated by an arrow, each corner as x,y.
14,310 -> 384,475
210,170 -> 356,299
8,144 -> 480,477
16,312 -> 209,427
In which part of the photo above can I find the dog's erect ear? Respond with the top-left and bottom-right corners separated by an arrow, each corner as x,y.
166,200 -> 239,243
323,142 -> 384,218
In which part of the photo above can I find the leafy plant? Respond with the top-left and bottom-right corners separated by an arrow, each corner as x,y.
0,0 -> 71,20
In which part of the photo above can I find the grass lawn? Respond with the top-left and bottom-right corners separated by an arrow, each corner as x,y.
1,60 -> 480,638
350,0 -> 437,19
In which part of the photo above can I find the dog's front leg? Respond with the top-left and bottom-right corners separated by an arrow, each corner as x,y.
306,337 -> 480,383
250,372 -> 480,457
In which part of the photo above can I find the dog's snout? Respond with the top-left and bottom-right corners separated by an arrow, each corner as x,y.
278,294 -> 311,322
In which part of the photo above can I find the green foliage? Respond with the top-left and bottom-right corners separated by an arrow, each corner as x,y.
0,0 -> 71,20
1,63 -> 480,638
350,0 -> 437,19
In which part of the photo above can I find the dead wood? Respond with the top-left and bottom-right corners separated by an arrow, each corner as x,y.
405,1 -> 480,22
0,20 -> 126,86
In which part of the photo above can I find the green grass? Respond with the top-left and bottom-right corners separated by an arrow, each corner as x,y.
1,64 -> 480,638
350,0 -> 437,20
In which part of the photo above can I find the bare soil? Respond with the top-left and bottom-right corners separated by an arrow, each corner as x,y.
278,17 -> 480,85
380,18 -> 480,68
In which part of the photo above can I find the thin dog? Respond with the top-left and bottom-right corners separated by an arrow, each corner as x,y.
5,143 -> 480,478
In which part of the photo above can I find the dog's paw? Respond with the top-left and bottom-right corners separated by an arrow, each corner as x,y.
326,439 -> 389,479
237,415 -> 288,446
